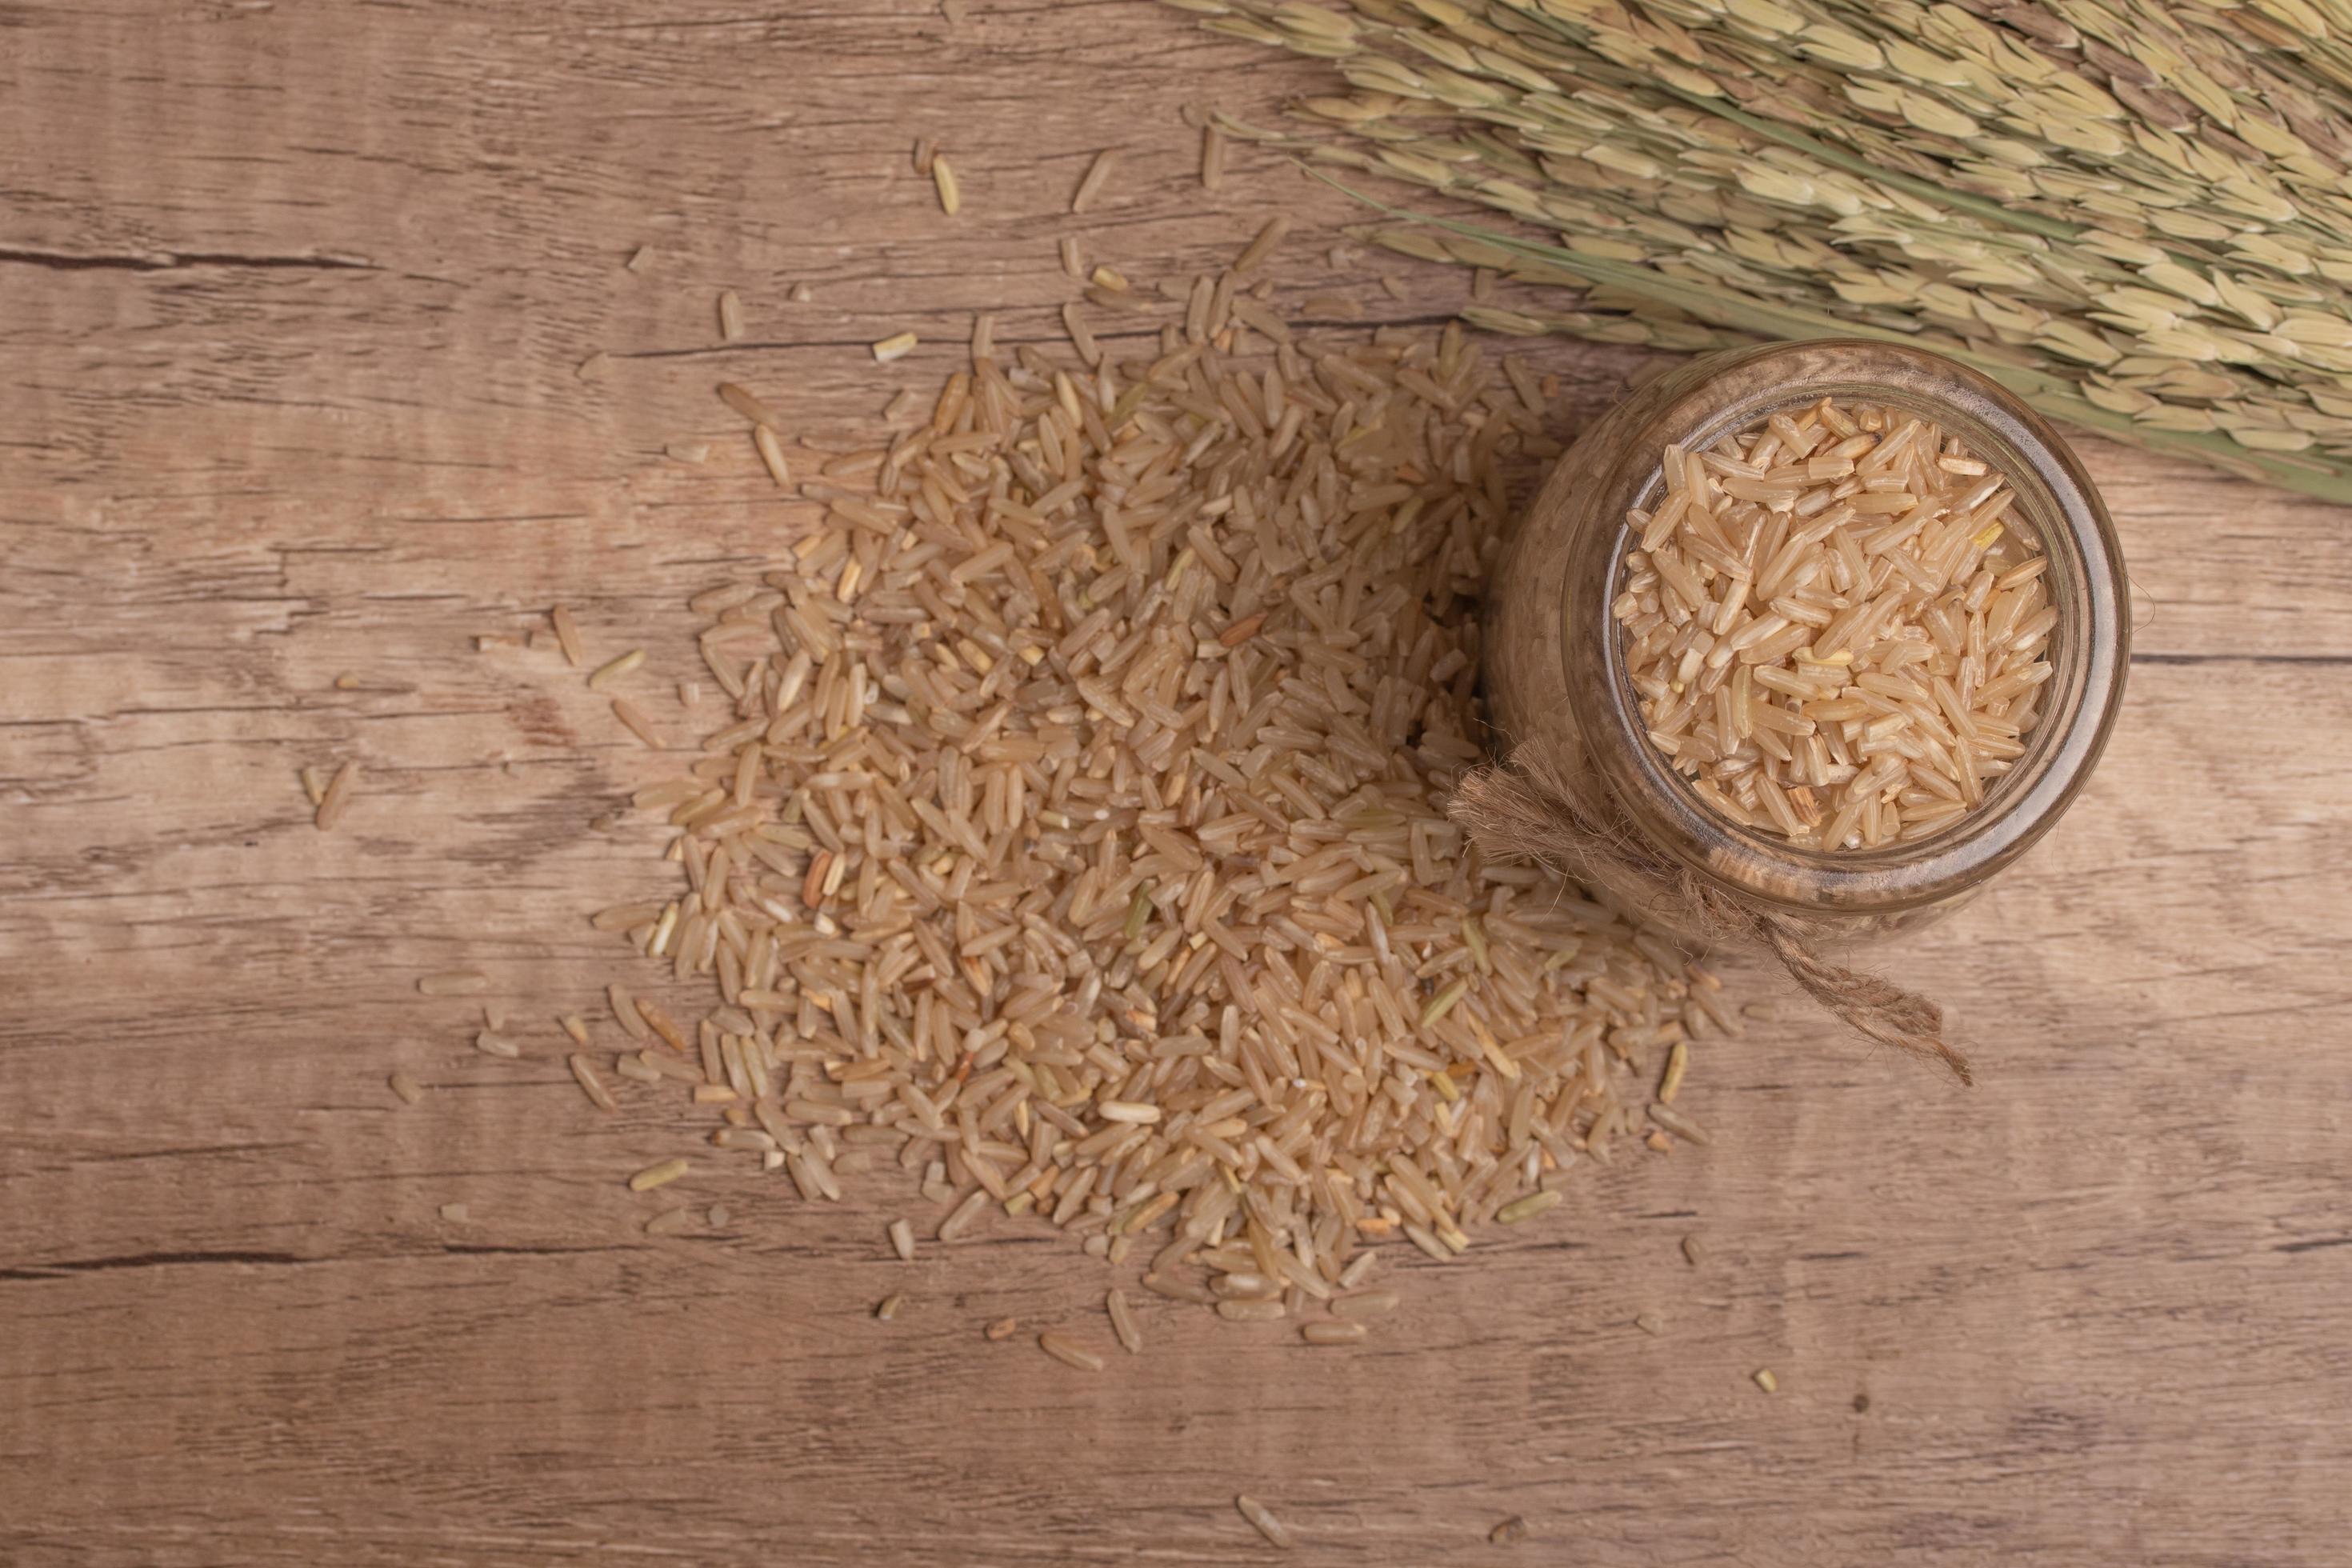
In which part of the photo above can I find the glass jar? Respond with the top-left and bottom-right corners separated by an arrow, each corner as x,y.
1484,338 -> 2130,944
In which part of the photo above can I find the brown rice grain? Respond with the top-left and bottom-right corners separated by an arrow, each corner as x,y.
1038,1332 -> 1105,1371
549,605 -> 586,667
717,381 -> 780,429
1233,215 -> 1289,274
1236,1496 -> 1294,1550
1106,1288 -> 1143,1354
611,698 -> 666,750
314,762 -> 360,830
1216,1298 -> 1287,1323
1496,1190 -> 1562,1225
417,971 -> 490,997
753,425 -> 793,488
569,1054 -> 618,1112
1649,1103 -> 1711,1146
587,649 -> 643,691
629,1157 -> 690,1192
634,1001 -> 688,1052
1301,1321 -> 1366,1345
1070,149 -> 1116,213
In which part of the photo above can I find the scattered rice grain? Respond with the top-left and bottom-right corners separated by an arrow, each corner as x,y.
1233,215 -> 1288,274
753,425 -> 793,488
1496,1190 -> 1562,1225
717,381 -> 780,430
569,1054 -> 618,1112
587,649 -> 644,691
314,762 -> 360,830
1236,1496 -> 1293,1550
611,698 -> 666,750
1038,1332 -> 1105,1371
1106,1289 -> 1143,1354
549,605 -> 585,666
629,1157 -> 691,1192
1300,1321 -> 1366,1345
1070,149 -> 1116,213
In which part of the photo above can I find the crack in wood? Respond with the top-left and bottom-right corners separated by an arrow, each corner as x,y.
0,247 -> 378,272
0,1250 -> 306,1280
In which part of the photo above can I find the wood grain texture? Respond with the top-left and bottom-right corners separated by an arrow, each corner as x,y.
4,2 -> 2350,1564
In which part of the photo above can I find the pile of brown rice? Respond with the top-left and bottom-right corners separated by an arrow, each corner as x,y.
1618,404 -> 2055,851
572,229 -> 1734,1330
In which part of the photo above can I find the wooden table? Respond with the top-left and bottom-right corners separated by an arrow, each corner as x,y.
5,2 -> 2349,1562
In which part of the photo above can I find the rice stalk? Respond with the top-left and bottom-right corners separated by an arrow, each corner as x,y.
1171,0 -> 2352,502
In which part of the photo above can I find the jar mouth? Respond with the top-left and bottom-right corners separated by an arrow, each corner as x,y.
1572,341 -> 2130,915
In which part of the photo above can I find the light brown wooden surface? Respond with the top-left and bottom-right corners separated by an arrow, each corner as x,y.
4,2 -> 2350,1563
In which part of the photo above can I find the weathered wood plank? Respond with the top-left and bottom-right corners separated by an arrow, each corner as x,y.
4,2 -> 2350,1564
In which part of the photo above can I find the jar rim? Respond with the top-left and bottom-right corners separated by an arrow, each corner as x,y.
1565,339 -> 2130,915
